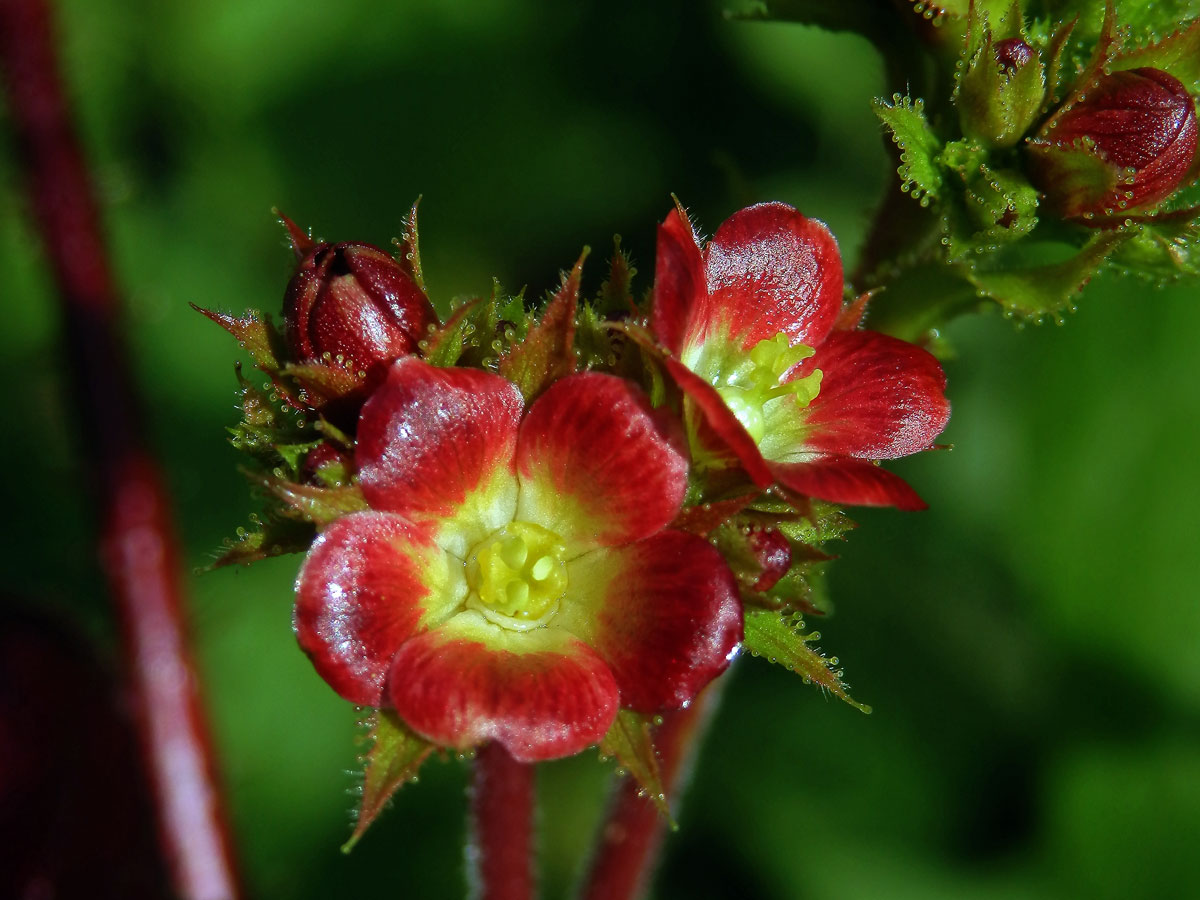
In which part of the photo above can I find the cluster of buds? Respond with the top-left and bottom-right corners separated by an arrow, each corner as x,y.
201,200 -> 950,845
868,1 -> 1200,318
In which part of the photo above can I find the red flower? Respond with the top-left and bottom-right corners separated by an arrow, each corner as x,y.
293,358 -> 742,762
652,202 -> 950,510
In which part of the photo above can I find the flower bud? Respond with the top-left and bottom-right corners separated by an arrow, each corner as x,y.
993,38 -> 1033,74
745,527 -> 791,593
958,34 -> 1045,148
283,240 -> 437,382
1029,67 -> 1198,220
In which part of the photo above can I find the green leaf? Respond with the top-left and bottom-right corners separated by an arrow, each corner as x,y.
966,229 -> 1131,317
498,248 -> 587,401
742,609 -> 871,713
873,95 -> 944,202
600,710 -> 671,820
343,710 -> 434,852
1110,19 -> 1200,94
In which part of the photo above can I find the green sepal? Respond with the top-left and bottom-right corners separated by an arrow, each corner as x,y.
226,365 -> 315,475
575,303 -> 616,372
1039,16 -> 1079,111
946,163 -> 1041,260
874,95 -> 944,203
599,709 -> 671,821
957,2 -> 1046,148
423,298 -> 479,368
343,710 -> 434,853
1024,137 -> 1121,219
394,197 -> 427,294
966,229 -> 1131,318
1107,218 -> 1200,281
203,511 -> 316,570
278,361 -> 365,406
248,472 -> 368,526
1109,19 -> 1200,94
742,609 -> 871,713
596,236 -> 637,317
192,304 -> 287,374
498,248 -> 587,401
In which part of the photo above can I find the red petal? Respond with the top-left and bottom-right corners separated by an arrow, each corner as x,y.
515,373 -> 688,552
662,357 -> 773,487
357,358 -> 523,556
770,459 -> 928,510
650,205 -> 706,356
293,512 -> 466,706
388,613 -> 619,762
557,532 -> 743,712
800,330 -> 950,459
693,202 -> 843,352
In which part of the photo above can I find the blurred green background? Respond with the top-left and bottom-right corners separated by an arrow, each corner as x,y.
3,1 -> 1199,897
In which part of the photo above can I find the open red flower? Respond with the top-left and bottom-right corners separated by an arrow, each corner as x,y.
652,202 -> 950,509
293,358 -> 742,762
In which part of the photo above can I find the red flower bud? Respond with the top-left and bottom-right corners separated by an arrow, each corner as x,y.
993,38 -> 1033,74
1031,67 -> 1198,219
746,527 -> 791,593
283,239 -> 437,382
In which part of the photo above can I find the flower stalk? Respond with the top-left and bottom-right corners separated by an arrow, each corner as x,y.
470,742 -> 536,900
0,0 -> 241,896
578,680 -> 723,900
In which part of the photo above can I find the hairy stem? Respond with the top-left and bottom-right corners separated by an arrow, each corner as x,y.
0,1 -> 241,897
578,681 -> 725,900
470,742 -> 536,900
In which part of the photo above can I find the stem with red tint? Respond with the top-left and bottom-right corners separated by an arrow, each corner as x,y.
579,681 -> 725,900
470,742 -> 536,900
0,2 -> 241,898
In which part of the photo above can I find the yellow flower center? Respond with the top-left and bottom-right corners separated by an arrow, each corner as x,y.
715,332 -> 823,443
466,521 -> 568,631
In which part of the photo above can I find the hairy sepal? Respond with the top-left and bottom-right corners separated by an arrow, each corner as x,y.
742,609 -> 870,713
600,709 -> 671,820
499,248 -> 587,401
342,709 -> 435,852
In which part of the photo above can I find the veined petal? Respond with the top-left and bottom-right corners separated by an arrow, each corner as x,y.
651,205 -> 706,356
797,330 -> 949,460
357,358 -> 522,557
556,532 -> 742,712
770,458 -> 927,510
293,512 -> 466,706
388,611 -> 619,762
691,202 -> 843,353
662,357 -> 773,487
516,373 -> 688,554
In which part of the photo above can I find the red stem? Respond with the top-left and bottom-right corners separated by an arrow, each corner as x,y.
0,2 -> 242,898
579,682 -> 724,900
470,742 -> 535,900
